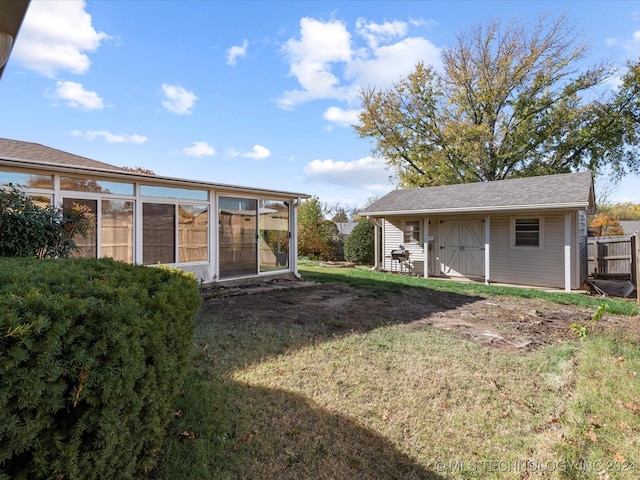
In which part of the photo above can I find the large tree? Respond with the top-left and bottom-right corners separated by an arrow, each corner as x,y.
297,196 -> 337,260
356,15 -> 640,187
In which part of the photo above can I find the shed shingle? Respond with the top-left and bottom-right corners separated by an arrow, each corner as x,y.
361,172 -> 594,216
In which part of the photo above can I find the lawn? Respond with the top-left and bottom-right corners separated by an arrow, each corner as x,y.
152,265 -> 640,479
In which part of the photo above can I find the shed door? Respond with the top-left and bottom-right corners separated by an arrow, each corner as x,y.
440,220 -> 484,278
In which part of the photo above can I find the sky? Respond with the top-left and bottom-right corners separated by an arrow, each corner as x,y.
2,0 -> 640,209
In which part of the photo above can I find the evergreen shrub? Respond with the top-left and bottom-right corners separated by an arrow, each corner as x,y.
0,257 -> 202,480
344,220 -> 375,265
0,185 -> 93,259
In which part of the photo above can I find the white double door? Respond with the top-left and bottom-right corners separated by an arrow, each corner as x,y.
439,219 -> 485,278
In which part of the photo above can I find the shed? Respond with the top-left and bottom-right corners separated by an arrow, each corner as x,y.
0,138 -> 310,283
360,172 -> 595,291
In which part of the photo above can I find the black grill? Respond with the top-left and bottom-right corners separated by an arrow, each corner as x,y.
391,248 -> 410,260
390,246 -> 412,274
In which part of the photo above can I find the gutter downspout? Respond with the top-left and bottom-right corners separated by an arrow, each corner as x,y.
291,197 -> 302,279
369,217 -> 382,271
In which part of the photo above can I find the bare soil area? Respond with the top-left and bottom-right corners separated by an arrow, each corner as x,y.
200,280 -> 639,351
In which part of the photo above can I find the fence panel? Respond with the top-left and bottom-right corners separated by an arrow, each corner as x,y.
587,235 -> 632,279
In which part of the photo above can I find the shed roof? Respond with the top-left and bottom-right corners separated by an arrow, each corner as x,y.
361,172 -> 595,216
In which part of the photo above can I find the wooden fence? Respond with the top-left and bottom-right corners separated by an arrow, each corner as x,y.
587,235 -> 633,279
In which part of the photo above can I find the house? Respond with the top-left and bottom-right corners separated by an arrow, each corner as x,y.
620,221 -> 640,235
335,221 -> 359,237
360,172 -> 595,291
0,138 -> 310,283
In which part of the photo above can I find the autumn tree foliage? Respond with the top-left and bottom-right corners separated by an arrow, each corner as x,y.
356,15 -> 640,188
589,214 -> 625,236
297,196 -> 337,260
121,166 -> 156,175
598,202 -> 640,221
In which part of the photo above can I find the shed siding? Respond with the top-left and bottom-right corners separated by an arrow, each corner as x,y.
428,219 -> 439,276
379,211 -> 585,289
578,210 -> 588,285
489,213 -> 566,288
382,218 -> 426,275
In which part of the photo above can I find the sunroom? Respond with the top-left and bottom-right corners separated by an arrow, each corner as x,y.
0,138 -> 309,283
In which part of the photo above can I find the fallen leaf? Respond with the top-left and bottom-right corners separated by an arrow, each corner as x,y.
178,431 -> 196,440
617,357 -> 625,365
624,402 -> 640,414
173,410 -> 183,417
614,452 -> 626,463
585,429 -> 597,442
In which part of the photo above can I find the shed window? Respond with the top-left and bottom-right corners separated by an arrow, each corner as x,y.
514,218 -> 541,247
404,221 -> 420,244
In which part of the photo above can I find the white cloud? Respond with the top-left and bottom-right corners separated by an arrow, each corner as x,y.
277,16 -> 442,114
183,141 -> 215,157
227,39 -> 248,66
71,129 -> 147,144
303,156 -> 392,190
347,36 -> 442,87
53,80 -> 104,110
409,17 -> 438,29
626,30 -> 640,55
242,144 -> 271,160
323,106 -> 360,127
161,83 -> 198,115
13,0 -> 109,77
355,19 -> 407,49
278,17 -> 353,109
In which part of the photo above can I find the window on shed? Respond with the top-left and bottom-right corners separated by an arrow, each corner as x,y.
403,220 -> 420,244
514,218 -> 540,247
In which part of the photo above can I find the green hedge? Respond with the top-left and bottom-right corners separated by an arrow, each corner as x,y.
344,220 -> 375,265
0,257 -> 202,480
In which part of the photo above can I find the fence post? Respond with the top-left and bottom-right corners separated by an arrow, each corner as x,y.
635,233 -> 640,304
633,235 -> 637,287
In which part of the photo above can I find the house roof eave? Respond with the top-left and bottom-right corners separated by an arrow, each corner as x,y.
0,156 -> 311,200
363,202 -> 592,218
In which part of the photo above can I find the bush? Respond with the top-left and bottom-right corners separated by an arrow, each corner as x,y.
0,257 -> 202,480
344,220 -> 375,265
0,185 -> 93,258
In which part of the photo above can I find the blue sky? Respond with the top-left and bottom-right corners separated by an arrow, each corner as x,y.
3,0 -> 640,208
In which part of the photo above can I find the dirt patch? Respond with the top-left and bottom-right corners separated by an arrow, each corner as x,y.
200,280 -> 639,351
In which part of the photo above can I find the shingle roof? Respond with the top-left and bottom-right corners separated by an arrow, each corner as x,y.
0,137 -> 311,199
0,138 -> 126,172
620,221 -> 640,235
361,172 -> 595,216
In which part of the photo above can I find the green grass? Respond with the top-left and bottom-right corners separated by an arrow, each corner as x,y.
554,331 -> 640,479
298,261 -> 640,316
152,266 -> 640,479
